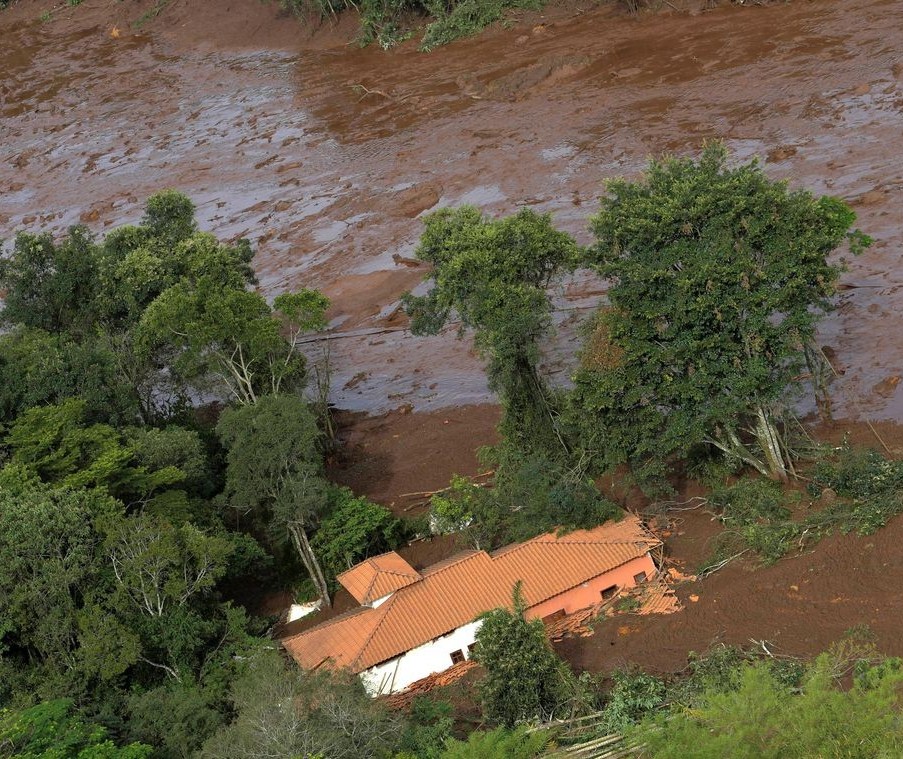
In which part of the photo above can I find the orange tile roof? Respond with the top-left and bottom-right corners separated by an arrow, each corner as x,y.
283,513 -> 659,673
337,552 -> 421,605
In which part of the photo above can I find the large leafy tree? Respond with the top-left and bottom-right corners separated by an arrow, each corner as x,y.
0,699 -> 152,758
577,143 -> 870,481
402,206 -> 577,457
635,653 -> 903,758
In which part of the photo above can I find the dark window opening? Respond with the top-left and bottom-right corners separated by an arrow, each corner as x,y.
633,571 -> 648,584
601,585 -> 618,601
450,649 -> 465,665
467,643 -> 476,658
542,609 -> 566,625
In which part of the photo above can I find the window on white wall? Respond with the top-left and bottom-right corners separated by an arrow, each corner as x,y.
450,649 -> 465,664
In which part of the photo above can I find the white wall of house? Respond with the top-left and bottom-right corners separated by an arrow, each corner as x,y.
359,619 -> 483,696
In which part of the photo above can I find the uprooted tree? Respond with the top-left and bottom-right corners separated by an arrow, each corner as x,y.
574,142 -> 870,482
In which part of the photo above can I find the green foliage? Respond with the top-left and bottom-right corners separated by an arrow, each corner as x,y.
420,0 -> 541,51
633,653 -> 903,758
0,699 -> 152,758
136,279 -> 318,406
404,206 -> 577,459
397,697 -> 454,759
489,448 -> 621,543
312,486 -> 406,581
474,583 -> 580,726
576,142 -> 870,482
104,514 -> 233,620
0,328 -> 137,426
598,669 -> 665,734
807,446 -> 903,535
0,225 -> 99,335
217,394 -> 324,534
200,649 -> 400,759
439,725 -> 551,758
0,485 -> 113,673
217,394 -> 332,602
430,474 -> 505,549
124,684 -> 224,759
5,399 -> 187,502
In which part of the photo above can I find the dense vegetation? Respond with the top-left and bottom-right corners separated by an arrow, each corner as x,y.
0,192 -> 410,756
409,144 -> 872,550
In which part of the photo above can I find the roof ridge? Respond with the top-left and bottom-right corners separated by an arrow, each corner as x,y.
351,593 -> 397,670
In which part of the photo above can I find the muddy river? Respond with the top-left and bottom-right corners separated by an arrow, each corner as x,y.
2,0 -> 902,419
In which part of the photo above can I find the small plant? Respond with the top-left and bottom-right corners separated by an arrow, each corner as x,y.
615,596 -> 641,613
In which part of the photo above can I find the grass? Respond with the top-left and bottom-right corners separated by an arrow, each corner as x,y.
134,0 -> 171,28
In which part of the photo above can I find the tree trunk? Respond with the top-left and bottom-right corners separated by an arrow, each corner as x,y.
709,426 -> 771,477
288,521 -> 331,608
752,405 -> 789,482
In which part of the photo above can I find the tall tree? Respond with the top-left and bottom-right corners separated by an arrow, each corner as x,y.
217,395 -> 332,606
402,206 -> 577,458
577,143 -> 870,481
200,650 -> 399,759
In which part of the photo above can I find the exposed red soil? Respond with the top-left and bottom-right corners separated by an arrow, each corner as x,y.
328,404 -> 499,514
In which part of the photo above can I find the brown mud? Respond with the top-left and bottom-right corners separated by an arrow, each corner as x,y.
5,0 -> 903,679
3,0 -> 903,417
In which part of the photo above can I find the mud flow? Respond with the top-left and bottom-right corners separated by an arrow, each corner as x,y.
2,0 -> 902,419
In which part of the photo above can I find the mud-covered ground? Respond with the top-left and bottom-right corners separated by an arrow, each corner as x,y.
4,0 -> 903,675
4,0 -> 902,416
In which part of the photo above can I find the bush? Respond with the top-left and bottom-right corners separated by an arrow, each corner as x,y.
312,486 -> 407,582
598,669 -> 666,733
420,0 -> 541,51
440,726 -> 551,758
473,583 -> 581,726
633,653 -> 903,758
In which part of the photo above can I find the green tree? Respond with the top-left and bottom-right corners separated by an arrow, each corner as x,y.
403,206 -> 577,458
137,279 -> 328,407
5,399 -> 185,501
0,699 -> 152,758
312,487 -> 406,582
635,654 -> 903,758
0,225 -> 100,335
105,515 -> 233,621
577,143 -> 870,481
0,328 -> 138,426
473,583 -> 579,726
0,486 -> 113,681
200,649 -> 399,759
217,395 -> 332,606
439,725 -> 550,759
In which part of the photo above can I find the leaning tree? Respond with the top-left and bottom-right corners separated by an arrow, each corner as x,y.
575,143 -> 870,481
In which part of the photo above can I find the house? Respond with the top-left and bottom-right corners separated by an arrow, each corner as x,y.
282,513 -> 661,696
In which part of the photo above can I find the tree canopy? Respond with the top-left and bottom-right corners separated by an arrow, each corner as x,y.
574,142 -> 870,481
